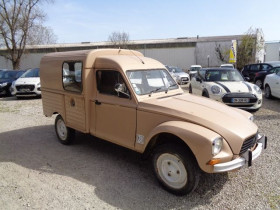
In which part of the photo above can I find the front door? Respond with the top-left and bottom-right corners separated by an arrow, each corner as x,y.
94,70 -> 137,150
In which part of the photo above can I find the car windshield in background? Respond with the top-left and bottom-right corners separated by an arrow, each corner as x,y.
205,69 -> 244,82
0,71 -> 20,79
126,69 -> 178,95
190,67 -> 201,71
21,68 -> 39,78
166,66 -> 184,73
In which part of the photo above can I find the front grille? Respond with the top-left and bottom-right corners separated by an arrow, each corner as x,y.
222,93 -> 258,103
16,85 -> 35,91
239,134 -> 257,155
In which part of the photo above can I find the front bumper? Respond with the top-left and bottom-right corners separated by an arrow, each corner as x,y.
15,84 -> 41,97
213,134 -> 267,172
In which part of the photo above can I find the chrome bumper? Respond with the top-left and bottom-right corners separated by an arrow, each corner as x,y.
213,135 -> 267,172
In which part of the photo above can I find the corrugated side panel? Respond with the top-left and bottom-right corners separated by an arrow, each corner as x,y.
65,95 -> 86,132
42,91 -> 65,118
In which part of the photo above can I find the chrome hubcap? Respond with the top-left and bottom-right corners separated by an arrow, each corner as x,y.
156,153 -> 187,189
57,119 -> 67,140
265,87 -> 270,97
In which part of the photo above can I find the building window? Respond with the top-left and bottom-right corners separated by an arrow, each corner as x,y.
62,61 -> 82,92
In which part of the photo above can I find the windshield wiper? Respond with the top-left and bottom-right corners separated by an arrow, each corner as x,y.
165,83 -> 178,93
148,87 -> 162,97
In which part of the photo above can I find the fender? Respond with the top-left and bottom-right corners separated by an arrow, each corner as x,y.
142,121 -> 232,173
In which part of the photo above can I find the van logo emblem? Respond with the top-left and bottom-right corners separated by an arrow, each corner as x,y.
136,134 -> 145,144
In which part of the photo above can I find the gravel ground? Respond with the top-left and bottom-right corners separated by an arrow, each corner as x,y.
0,91 -> 279,210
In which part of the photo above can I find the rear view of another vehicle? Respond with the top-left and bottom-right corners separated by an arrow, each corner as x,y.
13,68 -> 41,98
166,65 -> 190,85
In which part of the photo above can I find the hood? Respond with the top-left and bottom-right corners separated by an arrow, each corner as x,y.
15,77 -> 40,85
0,78 -> 13,84
213,81 -> 253,93
139,93 -> 257,154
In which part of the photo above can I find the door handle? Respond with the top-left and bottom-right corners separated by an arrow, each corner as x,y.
70,99 -> 75,107
95,100 -> 101,105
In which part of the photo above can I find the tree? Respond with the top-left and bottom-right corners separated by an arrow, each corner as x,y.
215,43 -> 230,63
108,31 -> 130,48
27,25 -> 57,45
0,0 -> 55,69
236,28 -> 263,70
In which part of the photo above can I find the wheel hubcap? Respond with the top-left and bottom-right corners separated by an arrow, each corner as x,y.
156,153 -> 187,189
57,119 -> 67,140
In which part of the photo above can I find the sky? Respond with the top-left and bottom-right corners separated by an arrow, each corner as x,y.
42,0 -> 280,44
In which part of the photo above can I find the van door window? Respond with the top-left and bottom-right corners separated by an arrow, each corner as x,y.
62,61 -> 82,92
96,70 -> 130,99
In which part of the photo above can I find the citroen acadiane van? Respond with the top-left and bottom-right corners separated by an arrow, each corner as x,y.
40,49 -> 267,195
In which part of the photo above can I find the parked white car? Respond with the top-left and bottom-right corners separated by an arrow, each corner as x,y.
165,65 -> 190,85
189,65 -> 202,79
189,68 -> 262,111
264,67 -> 280,99
11,68 -> 41,98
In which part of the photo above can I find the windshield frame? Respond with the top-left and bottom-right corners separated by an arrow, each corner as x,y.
126,68 -> 179,96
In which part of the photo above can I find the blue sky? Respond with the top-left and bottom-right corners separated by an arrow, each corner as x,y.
43,0 -> 280,43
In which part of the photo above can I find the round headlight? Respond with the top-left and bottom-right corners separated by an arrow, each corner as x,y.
211,85 -> 221,94
212,137 -> 223,155
253,85 -> 262,94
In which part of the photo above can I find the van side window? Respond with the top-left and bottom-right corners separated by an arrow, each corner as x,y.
96,70 -> 130,99
62,61 -> 82,92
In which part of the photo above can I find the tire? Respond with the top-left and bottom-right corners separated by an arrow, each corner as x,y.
255,79 -> 263,89
189,84 -> 192,93
55,115 -> 75,145
152,144 -> 200,195
264,85 -> 272,99
202,90 -> 209,98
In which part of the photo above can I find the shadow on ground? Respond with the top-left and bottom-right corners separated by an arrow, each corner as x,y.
0,125 -> 228,209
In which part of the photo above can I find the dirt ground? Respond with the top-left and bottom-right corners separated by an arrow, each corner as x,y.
0,92 -> 279,209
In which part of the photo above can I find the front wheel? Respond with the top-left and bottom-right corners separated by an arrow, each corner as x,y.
189,84 -> 192,93
55,115 -> 75,145
264,85 -> 272,99
152,144 -> 200,195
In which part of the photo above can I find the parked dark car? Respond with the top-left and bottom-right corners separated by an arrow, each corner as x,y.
0,70 -> 26,96
241,61 -> 280,88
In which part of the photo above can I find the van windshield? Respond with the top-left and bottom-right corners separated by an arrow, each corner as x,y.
126,69 -> 178,95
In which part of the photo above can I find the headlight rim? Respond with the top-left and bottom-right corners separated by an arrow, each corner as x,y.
212,137 -> 223,156
211,85 -> 222,94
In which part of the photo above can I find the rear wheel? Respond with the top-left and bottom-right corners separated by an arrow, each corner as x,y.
152,144 -> 200,195
264,85 -> 272,99
55,115 -> 75,145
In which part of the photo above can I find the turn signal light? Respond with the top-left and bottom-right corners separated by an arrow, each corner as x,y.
207,159 -> 221,165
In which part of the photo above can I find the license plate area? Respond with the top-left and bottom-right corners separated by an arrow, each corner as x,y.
20,88 -> 30,92
231,98 -> 249,103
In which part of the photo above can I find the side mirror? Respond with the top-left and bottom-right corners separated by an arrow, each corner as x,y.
114,83 -> 130,98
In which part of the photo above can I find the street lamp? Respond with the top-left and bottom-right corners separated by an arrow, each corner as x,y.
207,55 -> 210,67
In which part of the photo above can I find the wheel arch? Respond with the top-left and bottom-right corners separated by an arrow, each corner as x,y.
142,121 -> 220,172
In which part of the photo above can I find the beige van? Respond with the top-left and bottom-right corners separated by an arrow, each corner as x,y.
40,49 -> 267,195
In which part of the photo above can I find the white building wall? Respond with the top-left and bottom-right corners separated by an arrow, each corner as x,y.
265,42 -> 280,61
137,47 -> 196,70
0,53 -> 45,69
